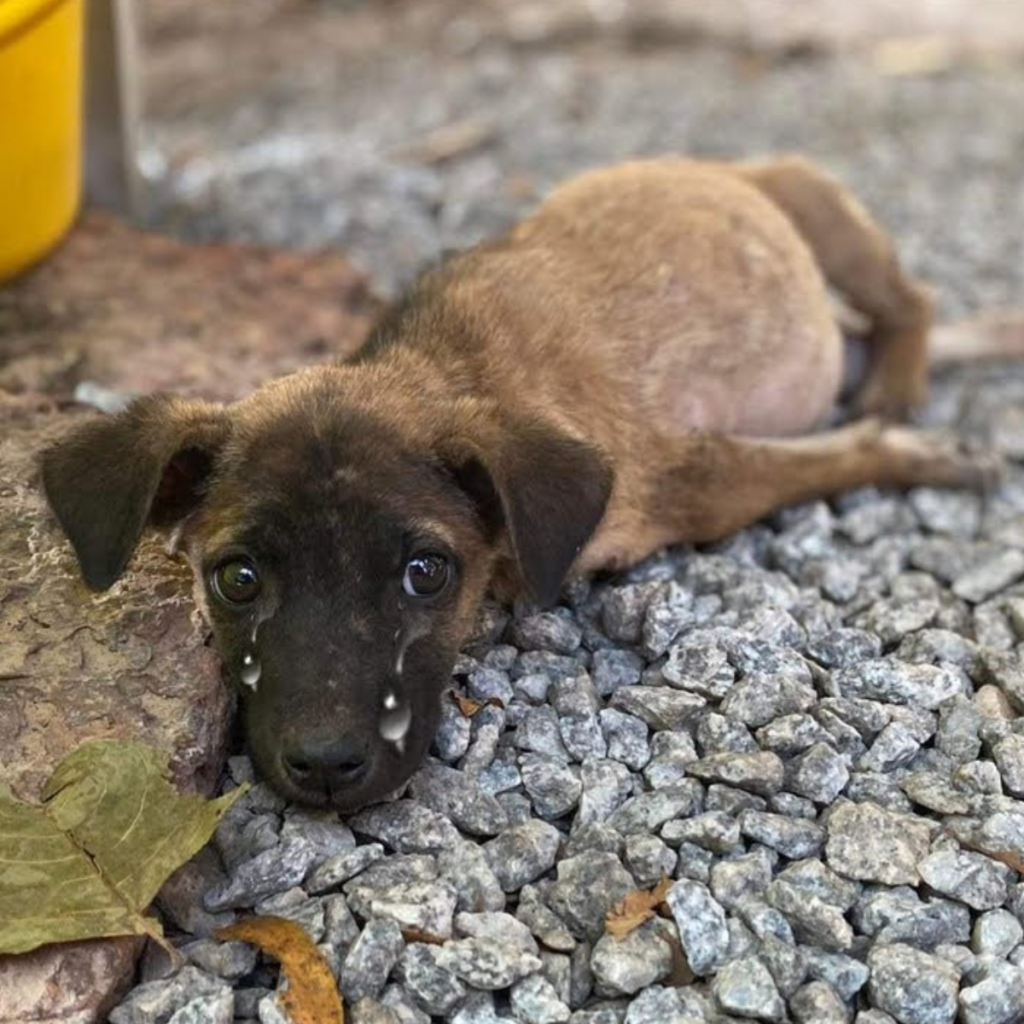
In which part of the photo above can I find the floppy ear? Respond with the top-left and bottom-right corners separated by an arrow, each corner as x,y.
447,416 -> 613,606
40,395 -> 231,590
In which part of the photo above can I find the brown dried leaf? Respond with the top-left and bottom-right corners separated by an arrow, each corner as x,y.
660,933 -> 696,988
604,877 -> 674,940
449,691 -> 505,717
401,927 -> 446,946
216,916 -> 343,1024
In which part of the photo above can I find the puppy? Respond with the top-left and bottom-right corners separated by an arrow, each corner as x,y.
42,156 -> 1001,810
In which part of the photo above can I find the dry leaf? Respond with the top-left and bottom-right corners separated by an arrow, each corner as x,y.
401,927 -> 446,946
604,877 -> 674,939
217,916 -> 344,1024
0,739 -> 245,955
449,691 -> 505,717
660,932 -> 696,988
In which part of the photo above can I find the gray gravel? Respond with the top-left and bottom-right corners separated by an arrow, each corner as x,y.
108,1 -> 1024,1021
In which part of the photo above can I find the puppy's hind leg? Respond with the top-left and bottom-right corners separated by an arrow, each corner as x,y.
655,420 -> 1001,546
736,156 -> 933,421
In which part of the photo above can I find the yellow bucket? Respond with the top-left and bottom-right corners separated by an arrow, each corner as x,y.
0,0 -> 83,281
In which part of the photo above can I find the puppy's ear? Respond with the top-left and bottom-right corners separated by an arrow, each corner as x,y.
40,395 -> 231,590
447,416 -> 613,606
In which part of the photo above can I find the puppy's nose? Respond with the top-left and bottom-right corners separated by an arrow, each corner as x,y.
281,734 -> 369,793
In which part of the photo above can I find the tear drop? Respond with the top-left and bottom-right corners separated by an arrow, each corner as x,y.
240,651 -> 261,690
379,691 -> 411,745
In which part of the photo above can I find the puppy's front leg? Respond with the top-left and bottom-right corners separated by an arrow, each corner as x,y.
653,421 -> 1001,546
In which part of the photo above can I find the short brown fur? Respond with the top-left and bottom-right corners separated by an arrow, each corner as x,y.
41,156 -> 1009,808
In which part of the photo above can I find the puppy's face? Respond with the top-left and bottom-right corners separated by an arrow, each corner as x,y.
40,368 -> 612,810
186,404 -> 494,808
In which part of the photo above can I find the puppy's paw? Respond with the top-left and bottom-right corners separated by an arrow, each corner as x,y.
883,426 -> 1004,493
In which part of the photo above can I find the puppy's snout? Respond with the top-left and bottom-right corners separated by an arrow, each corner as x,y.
281,733 -> 369,794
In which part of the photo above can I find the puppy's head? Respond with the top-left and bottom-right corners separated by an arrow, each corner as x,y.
40,369 -> 611,810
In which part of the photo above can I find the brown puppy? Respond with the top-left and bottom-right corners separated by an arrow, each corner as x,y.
42,156 -> 1000,810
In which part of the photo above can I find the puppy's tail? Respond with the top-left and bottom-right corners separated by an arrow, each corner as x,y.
929,311 -> 1024,366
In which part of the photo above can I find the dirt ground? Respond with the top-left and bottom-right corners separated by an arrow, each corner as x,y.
136,0 -> 1024,313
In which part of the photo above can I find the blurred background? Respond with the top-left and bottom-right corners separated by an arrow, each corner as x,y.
134,0 -> 1024,314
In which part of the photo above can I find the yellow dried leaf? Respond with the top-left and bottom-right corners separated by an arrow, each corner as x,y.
0,740 -> 245,955
604,877 -> 673,940
449,691 -> 504,717
217,916 -> 344,1024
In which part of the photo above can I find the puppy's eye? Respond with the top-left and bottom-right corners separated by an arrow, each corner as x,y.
212,558 -> 261,604
402,553 -> 450,598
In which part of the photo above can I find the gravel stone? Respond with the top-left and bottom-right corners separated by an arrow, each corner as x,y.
952,549 -> 1024,603
719,668 -> 817,729
517,900 -> 577,954
712,955 -> 786,1022
623,985 -> 707,1024
307,843 -> 386,894
662,811 -> 741,854
512,611 -> 584,655
395,944 -> 466,1016
606,782 -> 703,836
664,879 -> 729,976
710,849 -> 774,910
437,937 -> 543,990
510,972 -> 572,1024
860,722 -> 925,772
825,801 -> 932,885
432,698 -> 473,763
790,981 -> 846,1024
609,687 -> 706,731
959,959 -> 1024,1024
349,801 -> 461,855
740,810 -> 825,859
346,880 -> 459,938
340,918 -> 406,1003
803,947 -> 870,1000
517,706 -> 572,760
641,582 -> 696,657
623,834 -> 678,887
785,743 -> 850,803
521,753 -> 583,819
591,650 -> 644,698
166,990 -> 234,1024
181,939 -> 257,981
992,734 -> 1024,796
696,712 -> 758,755
380,984 -> 431,1024
455,911 -> 538,954
686,752 -> 784,796
577,759 -> 635,826
917,849 -> 1014,910
777,858 -> 860,910
643,732 -> 699,790
757,932 -> 806,997
601,583 -> 663,644
343,854 -> 438,893
972,908 -> 1023,958
599,709 -> 651,771
830,660 -> 964,709
867,944 -> 959,1024
109,968 -> 232,1024
661,634 -> 736,699
807,629 -> 884,670
484,820 -> 562,893
590,923 -> 672,997
765,879 -> 853,951
204,838 -> 322,912
548,852 -> 635,941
